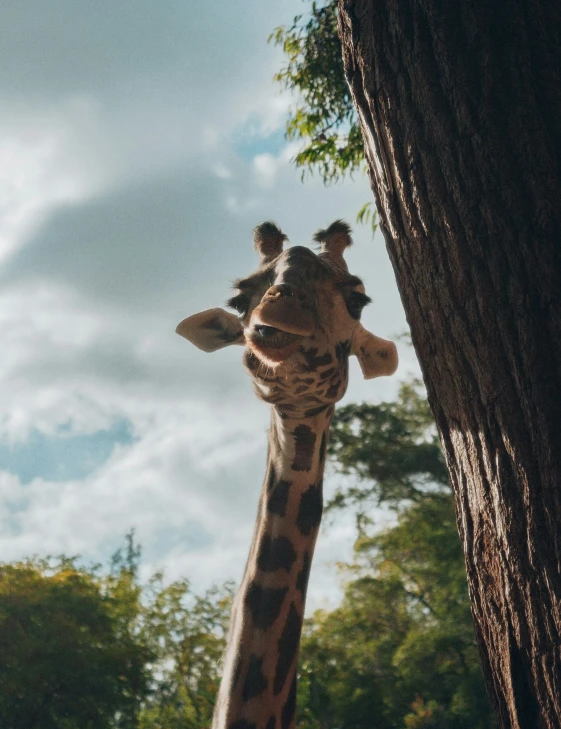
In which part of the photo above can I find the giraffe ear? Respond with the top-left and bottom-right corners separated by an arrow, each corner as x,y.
351,324 -> 398,379
176,308 -> 245,352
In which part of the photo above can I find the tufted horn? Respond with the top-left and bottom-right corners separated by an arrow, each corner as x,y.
253,222 -> 287,262
314,219 -> 353,258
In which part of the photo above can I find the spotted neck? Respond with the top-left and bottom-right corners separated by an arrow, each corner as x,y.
212,405 -> 333,729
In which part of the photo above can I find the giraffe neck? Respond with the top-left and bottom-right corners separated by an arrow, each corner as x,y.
212,405 -> 333,729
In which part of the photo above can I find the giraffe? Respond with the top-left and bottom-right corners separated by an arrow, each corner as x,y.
176,221 -> 397,729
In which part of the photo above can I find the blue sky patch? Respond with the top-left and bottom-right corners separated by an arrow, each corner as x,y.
0,421 -> 135,484
233,118 -> 287,161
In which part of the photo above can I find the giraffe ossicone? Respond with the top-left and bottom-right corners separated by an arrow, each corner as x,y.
177,221 -> 397,729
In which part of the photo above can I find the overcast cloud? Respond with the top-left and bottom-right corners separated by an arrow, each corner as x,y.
0,1 -> 417,609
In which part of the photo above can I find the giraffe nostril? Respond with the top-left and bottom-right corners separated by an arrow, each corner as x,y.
264,284 -> 311,304
266,285 -> 293,299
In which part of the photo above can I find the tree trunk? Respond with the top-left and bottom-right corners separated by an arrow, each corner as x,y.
338,2 -> 561,727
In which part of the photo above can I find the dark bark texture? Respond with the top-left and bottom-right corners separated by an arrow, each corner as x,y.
338,2 -> 561,728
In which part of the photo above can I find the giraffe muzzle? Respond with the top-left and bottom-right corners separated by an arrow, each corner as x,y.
251,285 -> 315,337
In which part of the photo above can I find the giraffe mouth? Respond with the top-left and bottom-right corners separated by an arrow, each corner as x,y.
252,325 -> 301,348
248,325 -> 303,361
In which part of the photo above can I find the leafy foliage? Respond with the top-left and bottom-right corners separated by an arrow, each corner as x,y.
328,380 -> 449,510
269,0 -> 378,231
270,0 -> 358,183
138,578 -> 233,729
298,493 -> 494,728
0,549 -> 150,729
0,383 -> 494,728
297,382 -> 495,728
0,534 -> 232,729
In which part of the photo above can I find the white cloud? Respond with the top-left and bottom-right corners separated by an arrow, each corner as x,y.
253,153 -> 278,188
251,141 -> 301,189
0,107 -> 95,265
0,394 -> 268,587
0,0 -> 418,612
213,164 -> 233,180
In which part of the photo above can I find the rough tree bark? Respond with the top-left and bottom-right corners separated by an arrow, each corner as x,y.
338,2 -> 561,728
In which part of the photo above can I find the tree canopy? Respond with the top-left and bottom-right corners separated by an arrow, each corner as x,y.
295,381 -> 494,729
270,0 -> 359,184
0,535 -> 232,729
0,387 -> 494,729
328,380 -> 448,510
269,0 -> 377,229
298,494 -> 493,729
0,545 -> 149,729
138,577 -> 232,729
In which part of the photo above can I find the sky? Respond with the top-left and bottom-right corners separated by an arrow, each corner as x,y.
0,1 -> 419,609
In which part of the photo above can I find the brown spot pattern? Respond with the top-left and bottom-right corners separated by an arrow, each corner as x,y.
303,404 -> 329,418
266,464 -> 277,492
296,483 -> 323,536
319,432 -> 326,463
281,675 -> 297,729
325,380 -> 342,399
242,654 -> 268,700
245,582 -> 288,630
300,347 -> 333,370
292,425 -> 316,471
296,551 -> 312,597
273,603 -> 301,695
335,339 -> 351,361
267,480 -> 291,517
257,536 -> 297,573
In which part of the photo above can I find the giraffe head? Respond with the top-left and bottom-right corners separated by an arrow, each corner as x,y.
177,221 -> 397,413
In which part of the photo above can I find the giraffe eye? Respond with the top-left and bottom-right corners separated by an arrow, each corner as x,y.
226,293 -> 250,317
346,291 -> 371,319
